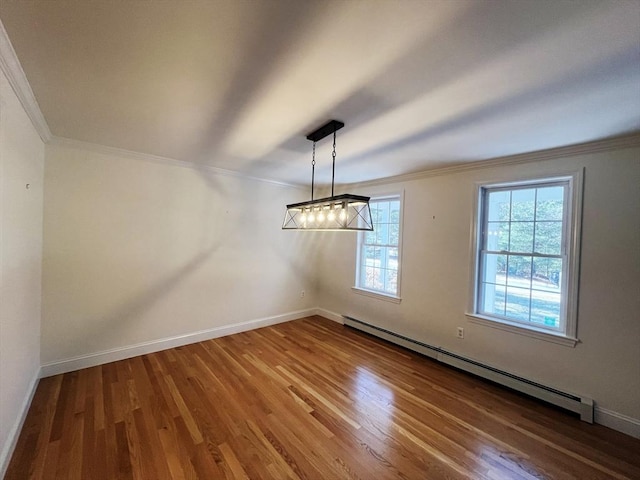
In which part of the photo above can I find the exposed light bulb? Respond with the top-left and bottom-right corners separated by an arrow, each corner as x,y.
328,210 -> 336,221
308,212 -> 315,223
318,211 -> 325,222
339,209 -> 347,221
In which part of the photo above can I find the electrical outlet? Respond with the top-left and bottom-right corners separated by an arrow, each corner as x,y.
300,290 -> 305,298
456,327 -> 464,339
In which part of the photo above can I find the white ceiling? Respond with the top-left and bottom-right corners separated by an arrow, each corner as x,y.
1,0 -> 639,186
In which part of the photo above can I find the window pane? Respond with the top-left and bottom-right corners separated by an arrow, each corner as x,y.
390,201 -> 400,224
387,247 -> 399,271
389,224 -> 399,246
379,246 -> 389,270
364,230 -> 376,244
507,255 -> 532,289
510,221 -> 534,252
371,206 -> 382,223
363,246 -> 377,266
374,247 -> 381,266
505,286 -> 531,322
384,269 -> 397,294
365,266 -> 383,290
536,186 -> 564,221
482,253 -> 507,285
530,291 -> 561,329
358,265 -> 373,286
498,222 -> 510,251
371,201 -> 388,224
481,283 -> 506,316
487,190 -> 510,221
532,257 -> 562,292
486,222 -> 509,251
378,201 -> 390,223
511,188 -> 535,221
376,223 -> 389,245
534,221 -> 562,255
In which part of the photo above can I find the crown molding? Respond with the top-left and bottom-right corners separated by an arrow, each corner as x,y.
56,130 -> 632,191
49,136 -> 305,190
0,19 -> 52,142
349,132 -> 640,189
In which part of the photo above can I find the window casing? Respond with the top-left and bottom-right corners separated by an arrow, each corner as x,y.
355,195 -> 402,300
468,172 -> 582,345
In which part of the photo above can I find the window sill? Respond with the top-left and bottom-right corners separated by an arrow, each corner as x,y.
352,287 -> 402,304
465,313 -> 579,347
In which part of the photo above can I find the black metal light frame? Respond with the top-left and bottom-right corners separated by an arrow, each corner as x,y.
282,120 -> 373,231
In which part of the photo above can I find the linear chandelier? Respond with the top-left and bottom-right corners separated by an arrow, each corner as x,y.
282,120 -> 373,231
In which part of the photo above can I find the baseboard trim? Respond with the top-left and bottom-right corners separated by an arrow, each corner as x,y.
40,308 -> 317,377
315,308 -> 345,324
595,407 -> 640,439
0,367 -> 41,478
343,316 -> 599,417
19,308 -> 639,456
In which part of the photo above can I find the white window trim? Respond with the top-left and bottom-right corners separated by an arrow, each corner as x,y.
351,286 -> 402,303
354,191 -> 404,302
466,169 -> 583,347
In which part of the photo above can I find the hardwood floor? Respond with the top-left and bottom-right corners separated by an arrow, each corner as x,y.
6,316 -> 640,479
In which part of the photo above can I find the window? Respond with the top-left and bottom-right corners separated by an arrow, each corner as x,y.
355,195 -> 402,300
469,172 -> 582,345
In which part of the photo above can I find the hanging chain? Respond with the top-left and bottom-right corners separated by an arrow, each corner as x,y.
331,130 -> 336,197
311,141 -> 316,201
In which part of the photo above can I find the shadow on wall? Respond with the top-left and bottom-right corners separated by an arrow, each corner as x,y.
80,242 -> 221,356
50,155 -> 318,360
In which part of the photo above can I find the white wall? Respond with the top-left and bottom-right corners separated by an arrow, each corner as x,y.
0,69 -> 44,472
317,145 -> 640,425
41,142 -> 318,366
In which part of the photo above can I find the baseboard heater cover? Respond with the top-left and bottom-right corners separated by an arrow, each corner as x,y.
343,316 -> 593,423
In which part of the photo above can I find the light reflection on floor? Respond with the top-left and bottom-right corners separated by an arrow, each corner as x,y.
475,439 -> 542,479
352,367 -> 544,479
352,366 -> 395,435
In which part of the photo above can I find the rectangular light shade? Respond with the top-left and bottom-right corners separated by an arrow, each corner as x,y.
282,194 -> 373,231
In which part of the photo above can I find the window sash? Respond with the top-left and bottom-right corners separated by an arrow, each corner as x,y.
356,195 -> 402,297
476,180 -> 570,333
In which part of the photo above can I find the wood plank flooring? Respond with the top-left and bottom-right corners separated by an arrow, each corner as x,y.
6,316 -> 640,479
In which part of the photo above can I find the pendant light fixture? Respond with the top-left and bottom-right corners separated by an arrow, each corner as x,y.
282,120 -> 373,231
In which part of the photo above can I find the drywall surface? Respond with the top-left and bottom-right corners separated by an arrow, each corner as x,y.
317,145 -> 640,423
0,68 -> 44,470
41,142 -> 318,364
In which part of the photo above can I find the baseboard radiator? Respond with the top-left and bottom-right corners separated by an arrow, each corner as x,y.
343,316 -> 594,423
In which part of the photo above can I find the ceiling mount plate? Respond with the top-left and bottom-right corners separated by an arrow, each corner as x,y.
306,120 -> 344,142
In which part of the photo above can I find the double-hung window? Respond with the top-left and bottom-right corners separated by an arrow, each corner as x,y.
355,195 -> 402,300
469,172 -> 582,345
